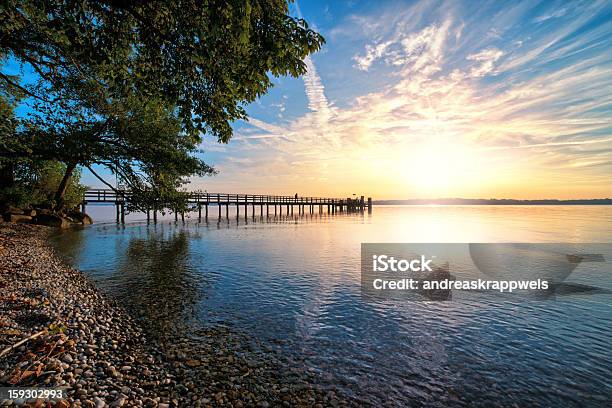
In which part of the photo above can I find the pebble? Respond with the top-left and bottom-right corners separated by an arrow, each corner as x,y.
111,397 -> 125,407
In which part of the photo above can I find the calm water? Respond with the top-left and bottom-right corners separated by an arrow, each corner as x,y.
52,206 -> 612,406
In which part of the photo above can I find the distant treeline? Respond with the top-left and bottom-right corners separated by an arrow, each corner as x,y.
374,198 -> 612,205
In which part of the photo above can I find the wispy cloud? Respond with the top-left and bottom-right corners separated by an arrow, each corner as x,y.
353,19 -> 451,77
195,0 -> 612,199
303,56 -> 332,115
466,48 -> 504,77
533,7 -> 568,23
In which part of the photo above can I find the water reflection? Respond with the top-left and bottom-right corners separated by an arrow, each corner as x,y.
52,224 -> 207,338
51,206 -> 612,407
111,228 -> 203,337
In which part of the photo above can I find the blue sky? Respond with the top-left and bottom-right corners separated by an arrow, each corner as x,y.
22,0 -> 612,199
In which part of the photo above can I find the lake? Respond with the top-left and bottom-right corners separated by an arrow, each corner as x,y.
51,205 -> 612,406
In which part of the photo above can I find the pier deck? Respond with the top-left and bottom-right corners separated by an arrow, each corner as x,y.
82,189 -> 372,223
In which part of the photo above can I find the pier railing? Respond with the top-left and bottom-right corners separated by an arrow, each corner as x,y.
82,189 -> 372,223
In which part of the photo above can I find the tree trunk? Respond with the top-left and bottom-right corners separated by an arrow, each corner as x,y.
54,162 -> 77,210
0,162 -> 15,208
0,162 -> 15,189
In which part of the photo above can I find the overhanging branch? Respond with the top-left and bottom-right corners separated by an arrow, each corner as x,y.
86,165 -> 123,196
0,73 -> 52,103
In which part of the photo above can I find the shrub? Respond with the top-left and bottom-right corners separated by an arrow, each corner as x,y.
0,160 -> 87,210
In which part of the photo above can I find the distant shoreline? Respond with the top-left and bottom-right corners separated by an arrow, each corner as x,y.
374,198 -> 612,205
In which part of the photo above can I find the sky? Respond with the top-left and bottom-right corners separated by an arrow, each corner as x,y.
86,1 -> 612,198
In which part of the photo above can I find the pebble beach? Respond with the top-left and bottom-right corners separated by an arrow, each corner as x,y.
0,224 -> 337,407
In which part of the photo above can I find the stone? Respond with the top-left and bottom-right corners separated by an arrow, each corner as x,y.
69,211 -> 94,225
6,214 -> 32,223
93,396 -> 106,408
185,359 -> 202,367
82,213 -> 93,225
62,353 -> 74,363
3,205 -> 24,215
23,209 -> 37,217
111,397 -> 126,407
34,213 -> 70,228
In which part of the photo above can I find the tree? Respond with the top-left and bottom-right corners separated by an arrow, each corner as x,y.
0,1 -> 325,210
6,159 -> 87,209
0,73 -> 24,197
0,96 -> 17,190
21,93 -> 216,209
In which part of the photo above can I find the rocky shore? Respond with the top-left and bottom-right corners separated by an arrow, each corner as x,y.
2,205 -> 92,229
0,224 -> 181,407
0,224 -> 337,407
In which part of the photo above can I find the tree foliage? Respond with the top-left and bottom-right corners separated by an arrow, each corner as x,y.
2,0 -> 324,141
2,159 -> 86,209
0,0 -> 324,211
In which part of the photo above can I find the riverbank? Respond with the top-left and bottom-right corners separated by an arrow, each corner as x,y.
0,224 -> 333,407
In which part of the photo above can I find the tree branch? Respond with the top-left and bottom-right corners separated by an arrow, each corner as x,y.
0,73 -> 52,103
86,165 -> 123,195
0,330 -> 46,358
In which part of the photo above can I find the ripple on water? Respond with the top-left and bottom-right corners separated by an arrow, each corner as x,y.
51,206 -> 612,406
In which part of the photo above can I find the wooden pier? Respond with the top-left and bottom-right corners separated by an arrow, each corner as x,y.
82,189 -> 372,223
